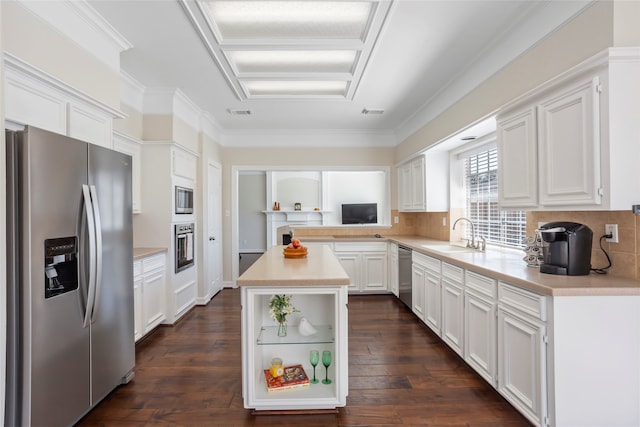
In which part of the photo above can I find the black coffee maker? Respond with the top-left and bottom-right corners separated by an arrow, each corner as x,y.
538,221 -> 592,276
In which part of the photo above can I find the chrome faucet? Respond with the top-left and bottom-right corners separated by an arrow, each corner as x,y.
452,217 -> 485,251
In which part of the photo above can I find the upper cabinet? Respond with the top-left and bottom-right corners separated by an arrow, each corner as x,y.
497,48 -> 640,211
4,54 -> 125,148
398,150 -> 448,212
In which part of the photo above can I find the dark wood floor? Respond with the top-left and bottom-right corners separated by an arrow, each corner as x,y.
77,288 -> 531,426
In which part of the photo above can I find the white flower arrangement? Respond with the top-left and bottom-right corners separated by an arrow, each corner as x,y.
268,294 -> 298,324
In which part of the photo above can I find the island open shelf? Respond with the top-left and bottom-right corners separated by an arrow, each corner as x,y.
237,245 -> 350,413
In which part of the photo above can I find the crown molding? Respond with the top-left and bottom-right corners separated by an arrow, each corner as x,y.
16,0 -> 132,72
218,128 -> 397,148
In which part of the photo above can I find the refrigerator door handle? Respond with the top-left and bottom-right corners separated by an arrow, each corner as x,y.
82,184 -> 97,328
89,185 -> 103,323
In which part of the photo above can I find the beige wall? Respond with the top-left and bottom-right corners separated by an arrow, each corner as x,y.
114,104 -> 144,139
142,114 -> 173,141
2,0 -> 121,110
396,1 -> 614,161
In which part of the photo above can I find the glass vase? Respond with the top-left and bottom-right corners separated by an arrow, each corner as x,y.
277,320 -> 287,337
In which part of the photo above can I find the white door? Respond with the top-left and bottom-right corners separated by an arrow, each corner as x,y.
207,162 -> 223,298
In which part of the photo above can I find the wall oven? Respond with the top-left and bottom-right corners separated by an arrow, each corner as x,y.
175,186 -> 194,214
175,223 -> 194,273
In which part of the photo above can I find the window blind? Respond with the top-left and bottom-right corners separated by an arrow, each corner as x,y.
464,147 -> 526,249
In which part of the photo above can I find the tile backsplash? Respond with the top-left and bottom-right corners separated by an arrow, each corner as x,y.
528,210 -> 639,280
295,209 -> 639,280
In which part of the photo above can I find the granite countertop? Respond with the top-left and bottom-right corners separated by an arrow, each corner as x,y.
237,245 -> 350,287
133,247 -> 168,260
297,234 -> 640,297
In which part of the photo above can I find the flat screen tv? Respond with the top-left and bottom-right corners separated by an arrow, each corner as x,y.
341,203 -> 377,224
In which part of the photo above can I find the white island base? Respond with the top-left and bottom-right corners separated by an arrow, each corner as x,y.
237,246 -> 350,413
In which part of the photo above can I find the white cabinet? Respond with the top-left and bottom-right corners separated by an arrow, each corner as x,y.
498,76 -> 601,210
411,263 -> 425,321
537,77 -> 601,207
133,262 -> 143,342
440,262 -> 464,356
412,252 -> 441,334
113,131 -> 142,213
463,271 -> 497,386
133,252 -> 167,342
497,108 -> 537,208
398,151 -> 449,212
241,286 -> 349,411
389,243 -> 399,297
497,282 -> 548,427
334,242 -> 388,293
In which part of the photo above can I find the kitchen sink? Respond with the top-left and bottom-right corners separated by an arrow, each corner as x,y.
420,244 -> 478,254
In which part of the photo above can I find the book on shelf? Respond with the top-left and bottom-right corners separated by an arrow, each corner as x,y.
264,364 -> 310,392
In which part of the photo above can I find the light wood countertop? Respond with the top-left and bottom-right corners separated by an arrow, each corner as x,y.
237,245 -> 350,287
298,234 -> 640,297
133,247 -> 168,260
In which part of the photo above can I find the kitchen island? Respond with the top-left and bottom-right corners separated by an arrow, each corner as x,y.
237,245 -> 350,413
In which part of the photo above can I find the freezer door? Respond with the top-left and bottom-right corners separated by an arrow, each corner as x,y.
88,144 -> 135,405
18,127 -> 92,427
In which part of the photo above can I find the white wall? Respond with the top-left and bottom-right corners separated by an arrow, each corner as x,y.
239,172 -> 267,252
325,171 -> 387,226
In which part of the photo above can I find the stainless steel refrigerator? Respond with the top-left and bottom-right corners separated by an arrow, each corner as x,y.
5,126 -> 135,426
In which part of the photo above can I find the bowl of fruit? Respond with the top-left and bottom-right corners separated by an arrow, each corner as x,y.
283,239 -> 308,258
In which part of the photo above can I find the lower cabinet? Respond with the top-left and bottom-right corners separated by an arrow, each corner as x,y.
463,271 -> 497,386
412,252 -> 441,334
334,242 -> 388,293
497,281 -> 548,427
441,262 -> 464,356
133,252 -> 167,342
389,243 -> 399,297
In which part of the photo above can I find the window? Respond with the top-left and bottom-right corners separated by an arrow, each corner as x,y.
463,146 -> 526,249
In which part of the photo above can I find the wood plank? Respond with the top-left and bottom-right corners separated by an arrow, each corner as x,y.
77,289 -> 530,426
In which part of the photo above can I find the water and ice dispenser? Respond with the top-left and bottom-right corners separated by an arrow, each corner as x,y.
44,237 -> 78,298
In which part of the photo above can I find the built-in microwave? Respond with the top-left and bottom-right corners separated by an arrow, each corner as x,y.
175,186 -> 194,214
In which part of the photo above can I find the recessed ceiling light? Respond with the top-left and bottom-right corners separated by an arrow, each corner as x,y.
242,80 -> 348,97
226,50 -> 359,74
227,108 -> 252,115
362,108 -> 384,115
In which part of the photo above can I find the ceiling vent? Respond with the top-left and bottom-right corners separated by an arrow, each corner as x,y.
362,108 -> 384,115
183,1 -> 393,100
227,108 -> 252,115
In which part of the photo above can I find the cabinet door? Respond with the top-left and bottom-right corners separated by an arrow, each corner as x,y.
411,157 -> 426,210
411,265 -> 425,320
142,270 -> 166,334
389,250 -> 399,297
497,108 -> 538,208
133,273 -> 142,342
498,308 -> 547,426
464,292 -> 496,386
441,278 -> 464,355
336,253 -> 360,292
361,252 -> 388,291
538,77 -> 601,206
399,162 -> 413,211
423,270 -> 441,335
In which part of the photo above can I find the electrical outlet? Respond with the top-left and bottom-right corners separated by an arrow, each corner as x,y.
394,216 -> 399,224
605,224 -> 619,243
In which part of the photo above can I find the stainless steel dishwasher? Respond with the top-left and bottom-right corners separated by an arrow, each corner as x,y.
398,245 -> 412,308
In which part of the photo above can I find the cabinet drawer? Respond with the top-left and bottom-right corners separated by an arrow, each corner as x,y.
334,241 -> 387,252
413,252 -> 440,273
498,281 -> 547,321
465,271 -> 497,299
142,254 -> 166,272
133,260 -> 142,277
442,262 -> 463,282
